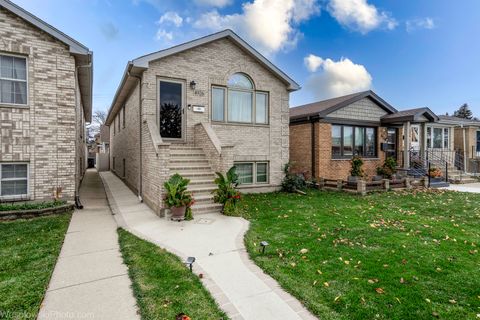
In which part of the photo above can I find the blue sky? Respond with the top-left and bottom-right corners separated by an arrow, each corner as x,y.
14,0 -> 480,117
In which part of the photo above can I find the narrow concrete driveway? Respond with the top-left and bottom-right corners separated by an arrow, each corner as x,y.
443,182 -> 480,193
101,171 -> 316,320
38,169 -> 139,320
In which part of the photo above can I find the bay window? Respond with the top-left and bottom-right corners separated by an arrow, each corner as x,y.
0,54 -> 27,105
212,73 -> 268,124
235,162 -> 269,185
331,125 -> 377,158
1,163 -> 28,197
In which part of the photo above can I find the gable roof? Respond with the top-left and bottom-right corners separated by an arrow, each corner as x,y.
438,115 -> 480,126
381,107 -> 438,124
133,29 -> 300,91
106,29 -> 300,125
0,0 -> 93,121
289,90 -> 397,120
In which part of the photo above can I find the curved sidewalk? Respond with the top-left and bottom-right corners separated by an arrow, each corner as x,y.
100,171 -> 316,320
38,169 -> 139,320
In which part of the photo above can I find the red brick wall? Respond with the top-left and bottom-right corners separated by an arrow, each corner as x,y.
289,122 -> 387,180
289,123 -> 313,178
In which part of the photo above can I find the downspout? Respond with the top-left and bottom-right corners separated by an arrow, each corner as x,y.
129,71 -> 143,202
462,124 -> 467,172
74,60 -> 92,209
311,118 -> 316,179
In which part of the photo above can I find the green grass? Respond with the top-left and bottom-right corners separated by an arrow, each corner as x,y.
117,228 -> 228,320
240,189 -> 480,320
0,200 -> 67,212
0,214 -> 71,319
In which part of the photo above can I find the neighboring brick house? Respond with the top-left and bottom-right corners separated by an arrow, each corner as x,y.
439,115 -> 480,173
105,29 -> 299,215
0,0 -> 92,202
289,91 -> 444,180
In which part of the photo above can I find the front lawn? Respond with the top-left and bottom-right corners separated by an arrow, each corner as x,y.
0,214 -> 71,319
118,228 -> 228,320
241,189 -> 480,320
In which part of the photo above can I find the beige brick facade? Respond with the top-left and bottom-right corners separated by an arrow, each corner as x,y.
109,36 -> 292,214
0,6 -> 90,201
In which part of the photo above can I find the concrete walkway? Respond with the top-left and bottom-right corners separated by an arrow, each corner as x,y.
38,169 -> 139,320
100,171 -> 316,320
443,182 -> 480,193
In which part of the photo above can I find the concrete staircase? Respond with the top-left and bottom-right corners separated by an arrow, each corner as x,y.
448,168 -> 477,184
169,145 -> 223,214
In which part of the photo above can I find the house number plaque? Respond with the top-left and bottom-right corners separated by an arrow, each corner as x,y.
192,105 -> 205,113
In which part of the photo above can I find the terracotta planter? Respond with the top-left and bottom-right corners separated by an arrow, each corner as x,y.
170,206 -> 186,221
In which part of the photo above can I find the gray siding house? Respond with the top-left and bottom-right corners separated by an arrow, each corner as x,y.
106,30 -> 299,215
0,0 -> 92,202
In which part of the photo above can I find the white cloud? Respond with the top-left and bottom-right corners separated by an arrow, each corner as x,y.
193,0 -> 320,55
406,17 -> 435,32
327,0 -> 397,34
194,0 -> 233,7
305,55 -> 372,99
158,11 -> 183,27
304,54 -> 324,72
155,29 -> 173,41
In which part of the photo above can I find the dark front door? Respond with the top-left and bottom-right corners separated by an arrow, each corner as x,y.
159,80 -> 184,139
476,131 -> 480,156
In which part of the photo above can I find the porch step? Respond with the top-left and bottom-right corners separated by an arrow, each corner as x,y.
167,145 -> 221,215
191,203 -> 223,214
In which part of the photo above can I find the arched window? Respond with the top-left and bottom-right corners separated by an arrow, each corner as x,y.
211,73 -> 268,124
227,73 -> 254,90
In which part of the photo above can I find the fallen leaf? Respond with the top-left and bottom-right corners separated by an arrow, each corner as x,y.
300,248 -> 308,254
400,278 -> 405,284
334,296 -> 341,302
375,288 -> 385,294
449,299 -> 457,304
323,282 -> 329,287
425,298 -> 431,303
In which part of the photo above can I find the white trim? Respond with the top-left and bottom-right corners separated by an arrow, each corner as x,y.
0,162 -> 29,200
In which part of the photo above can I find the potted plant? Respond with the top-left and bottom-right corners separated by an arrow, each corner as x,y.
164,173 -> 193,221
212,166 -> 241,216
428,167 -> 443,183
376,156 -> 397,180
348,155 -> 365,184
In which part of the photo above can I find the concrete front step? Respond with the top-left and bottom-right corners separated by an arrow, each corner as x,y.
449,178 -> 477,184
189,185 -> 217,193
189,179 -> 216,185
191,202 -> 223,214
170,159 -> 210,165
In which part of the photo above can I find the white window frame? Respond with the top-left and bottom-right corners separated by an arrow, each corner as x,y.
0,162 -> 29,200
211,75 -> 269,125
426,126 -> 450,149
0,53 -> 28,107
234,161 -> 269,185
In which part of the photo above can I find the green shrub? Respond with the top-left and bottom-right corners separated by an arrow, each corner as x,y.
281,163 -> 306,193
163,174 -> 193,208
350,155 -> 365,177
212,166 -> 241,216
376,156 -> 397,179
0,200 -> 66,212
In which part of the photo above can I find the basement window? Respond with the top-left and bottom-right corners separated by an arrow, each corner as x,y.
0,163 -> 28,197
234,162 -> 269,185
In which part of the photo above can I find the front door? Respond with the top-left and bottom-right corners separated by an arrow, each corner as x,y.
159,79 -> 184,140
476,131 -> 480,157
410,124 -> 420,151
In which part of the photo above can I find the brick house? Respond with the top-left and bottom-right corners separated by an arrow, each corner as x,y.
0,0 -> 92,202
439,115 -> 480,174
289,91 -> 451,181
105,29 -> 299,215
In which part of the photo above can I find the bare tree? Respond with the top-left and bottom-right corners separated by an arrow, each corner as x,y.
87,110 -> 107,142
